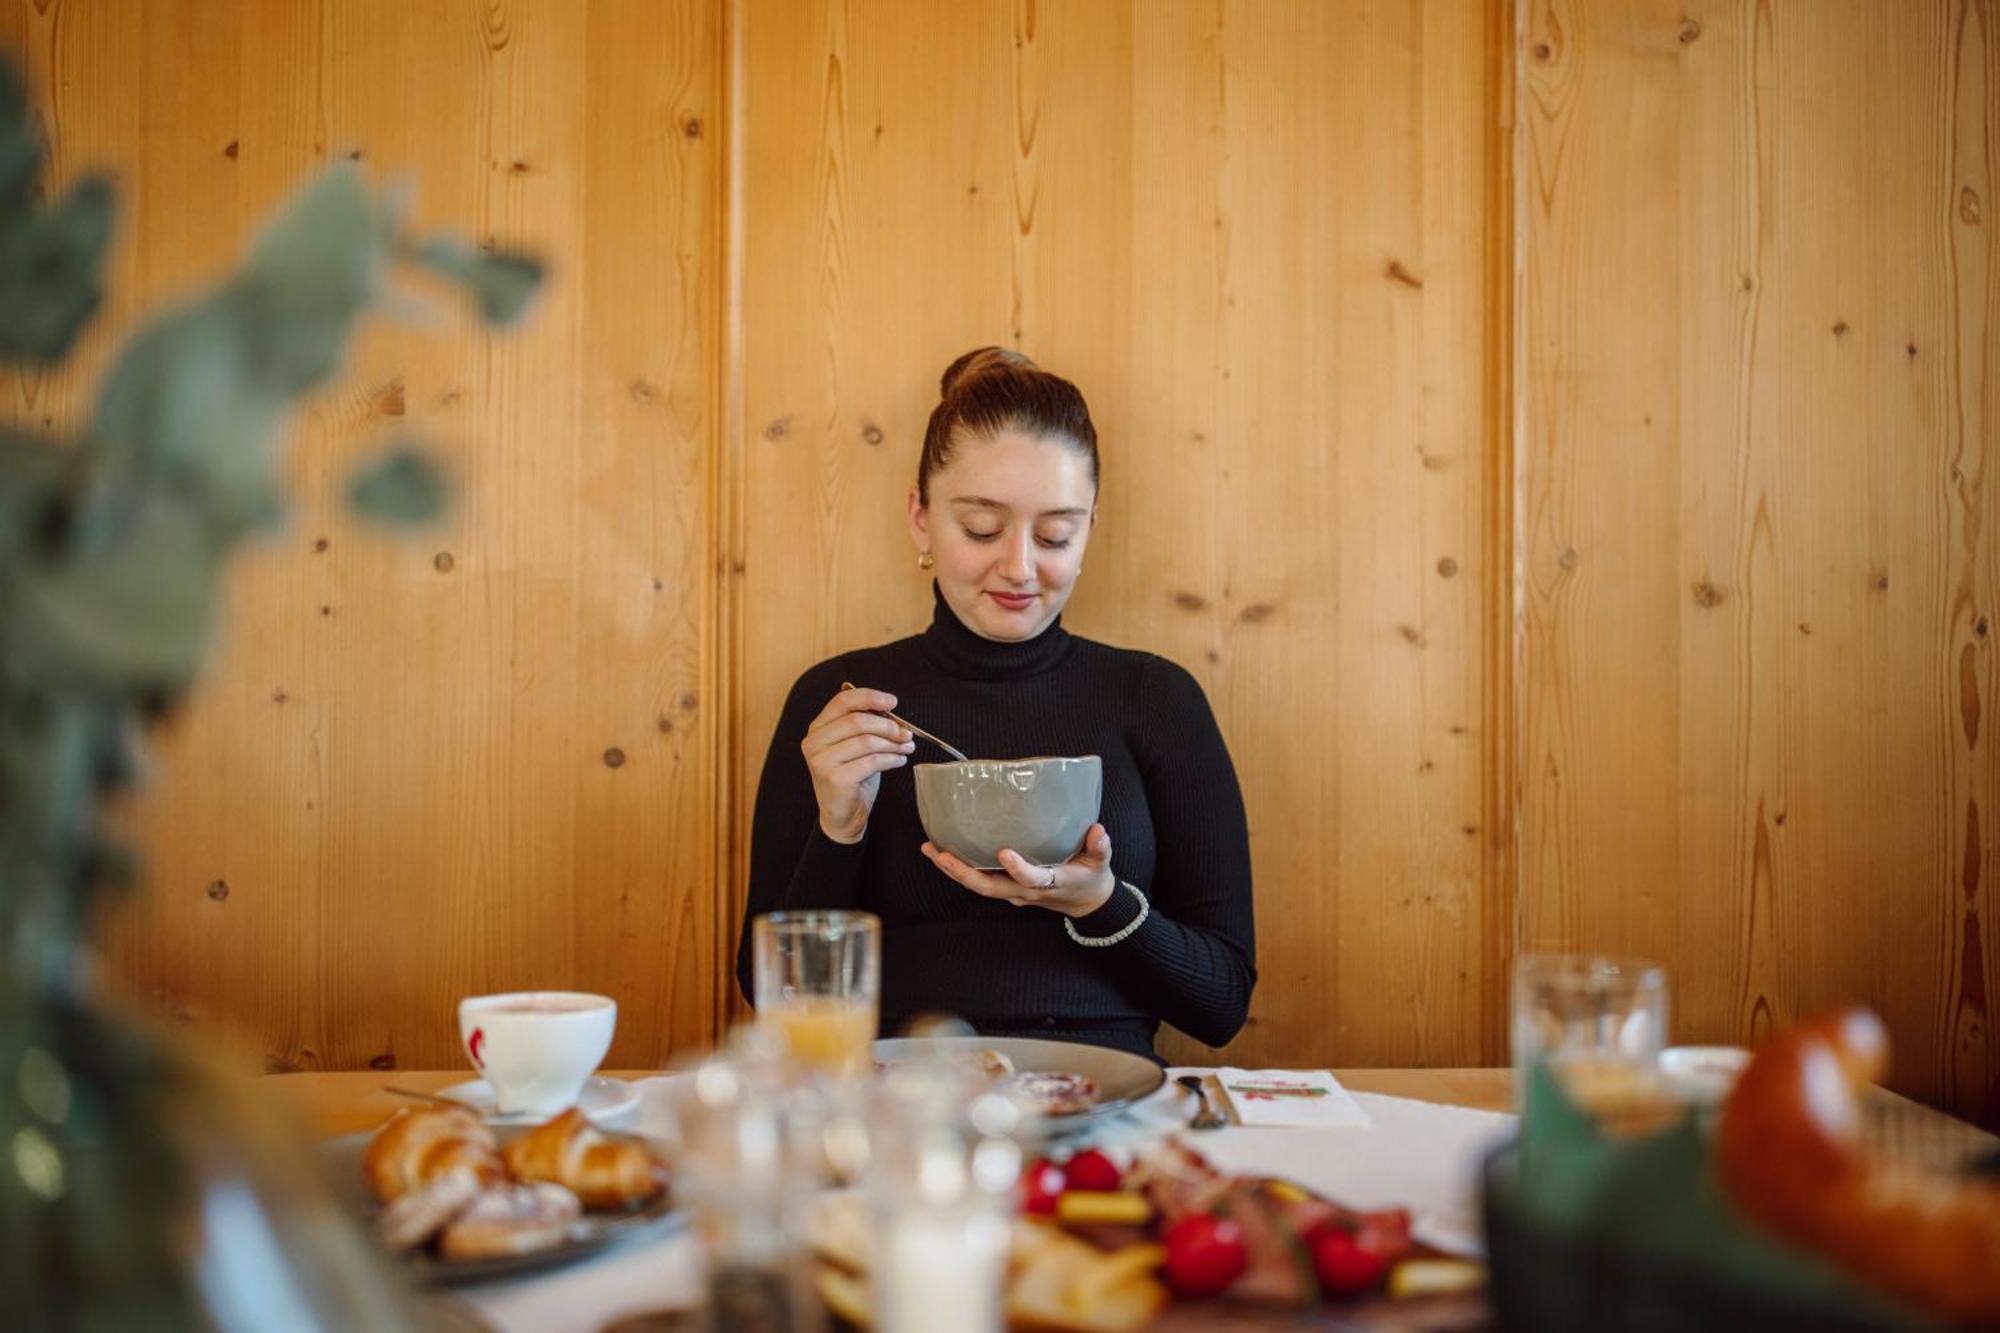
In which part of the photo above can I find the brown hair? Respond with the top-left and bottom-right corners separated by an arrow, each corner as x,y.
916,347 -> 1099,505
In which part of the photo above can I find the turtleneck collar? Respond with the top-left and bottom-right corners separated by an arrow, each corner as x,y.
919,582 -> 1076,681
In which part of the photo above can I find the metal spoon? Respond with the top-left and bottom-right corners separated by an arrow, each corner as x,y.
841,681 -> 969,761
1176,1074 -> 1227,1130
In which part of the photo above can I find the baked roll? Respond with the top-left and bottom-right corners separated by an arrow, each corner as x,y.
1716,1008 -> 2000,1322
361,1105 -> 506,1204
500,1107 -> 669,1210
437,1182 -> 582,1261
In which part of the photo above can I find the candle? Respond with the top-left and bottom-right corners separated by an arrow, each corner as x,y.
876,1212 -> 1007,1333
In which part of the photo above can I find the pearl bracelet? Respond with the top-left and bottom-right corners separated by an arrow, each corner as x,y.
1064,881 -> 1149,948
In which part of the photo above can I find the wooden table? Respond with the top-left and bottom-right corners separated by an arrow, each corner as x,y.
268,1067 -> 1516,1138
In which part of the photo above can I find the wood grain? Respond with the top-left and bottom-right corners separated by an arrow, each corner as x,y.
3,0 -> 724,1073
732,0 -> 1509,1068
11,0 -> 1989,1114
1518,0 -> 2000,1119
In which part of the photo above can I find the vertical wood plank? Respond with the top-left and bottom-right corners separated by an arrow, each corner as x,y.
3,0 -> 723,1073
1518,0 -> 2000,1116
735,0 -> 1504,1068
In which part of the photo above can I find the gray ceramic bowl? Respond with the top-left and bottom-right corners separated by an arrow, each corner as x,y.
913,756 -> 1102,870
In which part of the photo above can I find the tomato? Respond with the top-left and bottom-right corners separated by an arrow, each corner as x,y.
1062,1148 -> 1122,1193
1020,1158 -> 1067,1214
1161,1213 -> 1250,1298
1310,1225 -> 1389,1298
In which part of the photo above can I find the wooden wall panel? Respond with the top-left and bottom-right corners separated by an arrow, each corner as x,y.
3,0 -> 722,1073
732,0 -> 1509,1067
11,0 -> 1986,1108
1519,0 -> 2000,1117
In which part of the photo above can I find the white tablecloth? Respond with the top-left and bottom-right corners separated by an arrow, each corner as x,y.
461,1069 -> 1514,1333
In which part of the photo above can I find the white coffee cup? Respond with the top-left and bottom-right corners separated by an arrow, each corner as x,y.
458,991 -> 617,1116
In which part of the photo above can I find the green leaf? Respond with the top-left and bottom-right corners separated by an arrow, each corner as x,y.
409,234 -> 544,326
345,444 -> 449,526
0,429 -> 68,560
89,293 -> 289,540
235,163 -> 386,393
0,56 -> 42,210
2,499 -> 220,694
0,174 -> 116,365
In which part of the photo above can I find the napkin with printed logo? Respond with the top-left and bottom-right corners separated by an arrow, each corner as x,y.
1217,1068 -> 1373,1128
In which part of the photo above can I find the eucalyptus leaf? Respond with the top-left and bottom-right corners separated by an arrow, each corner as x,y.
0,174 -> 115,365
345,444 -> 449,526
90,295 -> 289,540
236,163 -> 386,393
408,234 -> 544,325
0,55 -> 39,209
0,429 -> 67,560
4,499 -> 220,694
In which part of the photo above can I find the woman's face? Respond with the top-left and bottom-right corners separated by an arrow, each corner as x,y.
908,429 -> 1097,642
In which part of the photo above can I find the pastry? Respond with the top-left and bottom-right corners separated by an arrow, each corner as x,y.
1716,1008 -> 2000,1322
437,1182 -> 583,1262
502,1107 -> 670,1209
972,1047 -> 1016,1079
376,1164 -> 484,1251
361,1105 -> 506,1204
1008,1070 -> 1100,1115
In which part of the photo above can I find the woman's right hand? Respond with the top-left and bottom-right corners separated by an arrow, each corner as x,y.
802,686 -> 915,844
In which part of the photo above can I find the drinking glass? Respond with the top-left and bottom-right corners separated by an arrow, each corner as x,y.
752,910 -> 881,1078
1511,954 -> 1669,1127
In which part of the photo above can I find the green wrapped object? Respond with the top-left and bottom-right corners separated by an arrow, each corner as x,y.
1482,1063 -> 1939,1332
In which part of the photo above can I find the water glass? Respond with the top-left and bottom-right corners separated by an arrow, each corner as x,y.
1511,954 -> 1669,1127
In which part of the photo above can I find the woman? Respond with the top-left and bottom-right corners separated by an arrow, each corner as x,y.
736,348 -> 1255,1060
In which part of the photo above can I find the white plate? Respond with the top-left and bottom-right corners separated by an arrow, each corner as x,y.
437,1075 -> 640,1126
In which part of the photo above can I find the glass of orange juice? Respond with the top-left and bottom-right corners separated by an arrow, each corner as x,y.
752,910 -> 881,1078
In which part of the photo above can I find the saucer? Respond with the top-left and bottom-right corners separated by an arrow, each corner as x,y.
437,1074 -> 640,1126
1659,1045 -> 1751,1104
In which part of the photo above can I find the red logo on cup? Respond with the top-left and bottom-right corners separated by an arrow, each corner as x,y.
468,1027 -> 485,1069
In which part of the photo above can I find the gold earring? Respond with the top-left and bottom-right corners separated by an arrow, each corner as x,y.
917,551 -> 934,570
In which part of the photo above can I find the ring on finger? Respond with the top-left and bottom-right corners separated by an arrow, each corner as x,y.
1040,867 -> 1058,890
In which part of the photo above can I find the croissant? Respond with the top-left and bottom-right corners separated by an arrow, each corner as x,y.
361,1105 -> 506,1204
1715,1008 -> 2000,1322
501,1107 -> 669,1209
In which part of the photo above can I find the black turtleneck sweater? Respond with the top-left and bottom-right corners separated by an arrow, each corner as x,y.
735,588 -> 1257,1059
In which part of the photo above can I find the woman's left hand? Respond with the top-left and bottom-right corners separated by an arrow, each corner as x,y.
921,823 -> 1117,918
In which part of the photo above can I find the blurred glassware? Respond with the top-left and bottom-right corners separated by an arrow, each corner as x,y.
864,1017 -> 1021,1333
670,1027 -> 826,1333
751,912 -> 880,1080
1511,954 -> 1674,1135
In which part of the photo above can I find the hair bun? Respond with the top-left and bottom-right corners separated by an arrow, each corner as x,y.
939,345 -> 1036,398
